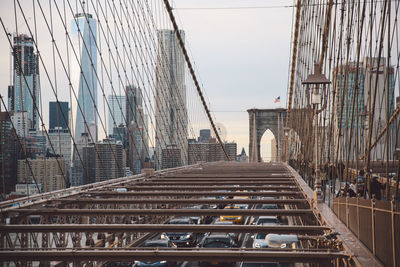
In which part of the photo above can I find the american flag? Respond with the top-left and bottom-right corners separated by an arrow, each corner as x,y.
274,96 -> 281,103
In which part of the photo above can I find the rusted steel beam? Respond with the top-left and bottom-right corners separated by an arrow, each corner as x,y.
0,224 -> 330,233
0,249 -> 350,262
111,186 -> 298,191
57,198 -> 308,205
147,178 -> 293,181
92,191 -> 302,197
164,173 -> 290,178
8,208 -> 313,216
138,181 -> 295,185
6,208 -> 309,216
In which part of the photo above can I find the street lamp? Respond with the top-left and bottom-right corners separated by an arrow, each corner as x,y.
283,127 -> 290,162
302,63 -> 331,203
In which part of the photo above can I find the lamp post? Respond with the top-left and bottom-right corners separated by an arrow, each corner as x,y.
283,127 -> 290,163
302,63 -> 331,203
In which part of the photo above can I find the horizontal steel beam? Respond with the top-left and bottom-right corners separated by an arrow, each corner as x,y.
58,198 -> 308,205
0,249 -> 350,263
9,208 -> 313,216
149,177 -> 293,181
138,181 -> 295,185
164,173 -> 290,178
92,191 -> 301,197
111,186 -> 298,191
0,224 -> 329,233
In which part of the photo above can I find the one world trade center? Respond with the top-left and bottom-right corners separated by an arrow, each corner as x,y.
71,9 -> 98,143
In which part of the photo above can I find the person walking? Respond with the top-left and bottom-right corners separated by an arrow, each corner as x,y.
370,176 -> 386,200
357,170 -> 366,197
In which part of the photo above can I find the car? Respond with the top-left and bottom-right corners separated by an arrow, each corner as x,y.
254,216 -> 280,225
258,203 -> 279,209
186,206 -> 205,224
164,217 -> 196,247
212,218 -> 238,242
219,204 -> 248,224
199,233 -> 237,267
114,187 -> 127,193
233,195 -> 250,200
199,232 -> 237,248
265,234 -> 298,249
203,197 -> 218,209
133,239 -> 176,267
252,233 -> 268,248
213,218 -> 234,226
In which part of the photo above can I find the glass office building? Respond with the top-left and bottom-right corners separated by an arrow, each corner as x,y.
71,12 -> 98,143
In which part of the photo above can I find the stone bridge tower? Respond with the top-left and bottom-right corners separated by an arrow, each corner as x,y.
248,108 -> 287,162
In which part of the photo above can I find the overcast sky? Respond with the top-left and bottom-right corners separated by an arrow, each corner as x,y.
0,0 -> 294,160
172,0 -> 293,158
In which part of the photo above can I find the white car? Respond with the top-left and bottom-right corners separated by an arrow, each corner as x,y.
252,233 -> 268,248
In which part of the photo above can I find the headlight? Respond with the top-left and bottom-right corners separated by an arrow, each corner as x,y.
254,242 -> 260,248
183,234 -> 191,239
160,261 -> 166,264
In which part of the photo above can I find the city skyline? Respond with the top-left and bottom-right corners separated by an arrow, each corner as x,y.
0,1 -> 293,155
0,0 -> 397,193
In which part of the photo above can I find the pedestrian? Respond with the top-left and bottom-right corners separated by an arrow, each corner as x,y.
337,161 -> 345,181
348,183 -> 357,197
357,170 -> 366,197
370,176 -> 386,200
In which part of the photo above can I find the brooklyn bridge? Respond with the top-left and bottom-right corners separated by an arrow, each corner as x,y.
0,0 -> 399,266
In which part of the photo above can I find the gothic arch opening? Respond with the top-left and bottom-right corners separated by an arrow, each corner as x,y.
248,108 -> 287,162
260,129 -> 275,162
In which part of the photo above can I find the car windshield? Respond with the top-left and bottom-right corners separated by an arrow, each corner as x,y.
204,238 -> 231,248
256,233 -> 267,239
261,204 -> 278,209
258,218 -> 278,224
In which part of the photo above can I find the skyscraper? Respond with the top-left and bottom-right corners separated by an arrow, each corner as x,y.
333,58 -> 395,160
47,128 -> 72,165
333,63 -> 365,160
49,101 -> 69,130
108,95 -> 126,135
17,157 -> 66,193
126,86 -> 143,126
8,34 -> 40,131
362,57 -> 395,160
0,112 -> 17,195
198,129 -> 211,143
94,139 -> 124,182
71,11 -> 98,143
155,29 -> 187,169
126,86 -> 145,174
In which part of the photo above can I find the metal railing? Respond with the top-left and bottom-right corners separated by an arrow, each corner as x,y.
332,196 -> 399,267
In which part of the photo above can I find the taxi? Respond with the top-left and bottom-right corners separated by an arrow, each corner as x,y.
219,204 -> 248,224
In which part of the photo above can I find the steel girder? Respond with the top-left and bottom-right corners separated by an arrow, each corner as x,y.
0,249 -> 351,263
0,224 -> 329,233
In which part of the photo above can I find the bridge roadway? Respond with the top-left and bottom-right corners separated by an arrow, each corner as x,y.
0,162 -> 380,266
